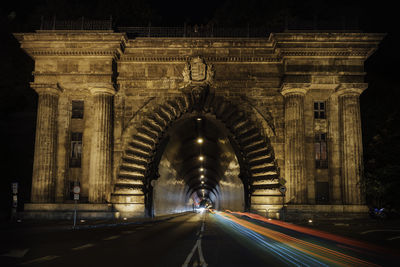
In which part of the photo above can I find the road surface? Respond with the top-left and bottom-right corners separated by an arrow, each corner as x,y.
0,211 -> 396,266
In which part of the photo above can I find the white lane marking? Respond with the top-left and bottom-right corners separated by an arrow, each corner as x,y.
361,229 -> 400,234
122,230 -> 135,234
103,235 -> 120,240
1,248 -> 29,258
387,236 -> 400,241
182,215 -> 207,267
72,243 -> 94,250
21,255 -> 59,265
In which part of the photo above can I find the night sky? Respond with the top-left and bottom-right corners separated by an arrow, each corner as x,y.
0,0 -> 399,219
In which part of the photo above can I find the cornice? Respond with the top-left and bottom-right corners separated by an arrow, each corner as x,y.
280,49 -> 371,58
29,50 -> 119,57
119,56 -> 281,63
33,72 -> 114,76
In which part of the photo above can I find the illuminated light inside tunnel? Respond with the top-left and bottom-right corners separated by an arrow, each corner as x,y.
151,115 -> 245,216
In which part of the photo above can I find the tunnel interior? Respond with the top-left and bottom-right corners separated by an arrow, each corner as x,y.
150,114 -> 245,216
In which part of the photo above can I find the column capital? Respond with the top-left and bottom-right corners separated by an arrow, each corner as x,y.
30,83 -> 63,96
89,83 -> 116,96
280,83 -> 310,97
335,83 -> 368,97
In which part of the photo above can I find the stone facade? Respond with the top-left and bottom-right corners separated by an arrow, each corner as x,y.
15,31 -> 384,218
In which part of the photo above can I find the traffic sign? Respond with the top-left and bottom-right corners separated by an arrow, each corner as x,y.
279,178 -> 286,185
12,182 -> 18,194
279,185 -> 287,194
73,186 -> 81,194
74,193 -> 79,200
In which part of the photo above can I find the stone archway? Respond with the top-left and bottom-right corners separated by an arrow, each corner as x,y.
112,86 -> 281,217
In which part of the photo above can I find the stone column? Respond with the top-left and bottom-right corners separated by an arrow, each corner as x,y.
31,83 -> 62,203
88,86 -> 114,203
338,84 -> 366,204
281,86 -> 308,204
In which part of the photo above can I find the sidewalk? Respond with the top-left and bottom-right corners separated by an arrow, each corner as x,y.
0,211 -> 192,234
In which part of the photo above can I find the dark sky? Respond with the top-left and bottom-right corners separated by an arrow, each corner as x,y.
0,0 -> 399,216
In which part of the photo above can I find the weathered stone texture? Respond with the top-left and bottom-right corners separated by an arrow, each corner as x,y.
15,31 -> 384,217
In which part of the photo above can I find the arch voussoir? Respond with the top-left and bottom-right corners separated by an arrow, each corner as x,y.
113,91 -> 281,215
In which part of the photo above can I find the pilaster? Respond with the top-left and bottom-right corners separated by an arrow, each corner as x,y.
281,85 -> 309,204
88,85 -> 115,203
337,83 -> 367,204
31,83 -> 62,203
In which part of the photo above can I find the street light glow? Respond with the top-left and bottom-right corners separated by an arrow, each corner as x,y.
200,174 -> 204,178
200,168 -> 204,172
199,156 -> 204,161
197,138 -> 203,144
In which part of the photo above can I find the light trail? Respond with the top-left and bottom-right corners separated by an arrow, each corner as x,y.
230,211 -> 394,256
214,211 -> 380,267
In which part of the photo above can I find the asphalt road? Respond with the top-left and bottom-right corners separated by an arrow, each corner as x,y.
0,211 -> 398,266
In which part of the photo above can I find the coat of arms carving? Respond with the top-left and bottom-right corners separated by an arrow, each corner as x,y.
182,56 -> 214,86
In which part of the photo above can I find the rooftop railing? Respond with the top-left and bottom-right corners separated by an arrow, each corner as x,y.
38,17 -> 361,36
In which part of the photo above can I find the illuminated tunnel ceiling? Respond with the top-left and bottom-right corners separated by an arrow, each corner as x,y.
163,115 -> 238,201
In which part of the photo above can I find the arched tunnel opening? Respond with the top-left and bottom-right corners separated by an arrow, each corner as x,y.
149,114 -> 246,217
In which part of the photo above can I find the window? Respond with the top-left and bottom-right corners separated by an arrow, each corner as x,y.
70,132 -> 82,168
314,101 -> 326,119
315,133 -> 328,169
72,100 -> 84,119
316,182 -> 329,204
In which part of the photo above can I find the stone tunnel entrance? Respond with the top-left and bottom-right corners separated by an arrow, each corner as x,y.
150,115 -> 245,217
112,87 -> 281,218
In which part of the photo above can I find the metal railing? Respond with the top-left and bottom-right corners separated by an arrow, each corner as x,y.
118,25 -> 270,38
40,17 -> 113,31
38,17 -> 360,35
